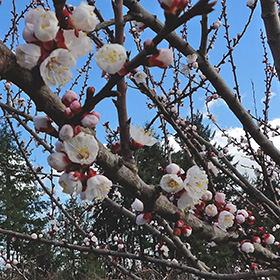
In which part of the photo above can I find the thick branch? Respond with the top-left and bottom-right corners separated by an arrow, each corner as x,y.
124,0 -> 280,168
113,0 -> 133,161
260,0 -> 280,80
0,42 -> 67,127
1,227 -> 280,279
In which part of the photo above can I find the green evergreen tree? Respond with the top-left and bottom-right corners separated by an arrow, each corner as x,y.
0,123 -> 51,279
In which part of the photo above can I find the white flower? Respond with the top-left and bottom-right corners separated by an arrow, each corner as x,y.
63,30 -> 94,59
131,198 -> 144,211
47,152 -> 70,172
33,115 -> 53,133
177,166 -> 208,210
134,71 -> 147,84
218,210 -> 234,231
160,244 -> 169,257
241,242 -> 254,253
95,44 -> 127,74
205,204 -> 218,217
59,172 -> 82,194
40,48 -> 76,87
23,8 -> 59,42
147,48 -> 173,69
180,63 -> 191,77
64,132 -> 99,165
84,175 -> 112,201
186,53 -> 198,64
16,44 -> 41,70
160,174 -> 184,193
130,125 -> 157,147
91,236 -> 98,243
35,10 -> 59,41
70,1 -> 98,31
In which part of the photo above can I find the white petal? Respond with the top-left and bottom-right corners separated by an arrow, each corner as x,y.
64,132 -> 99,165
85,175 -> 112,200
95,44 -> 127,74
63,30 -> 94,59
16,44 -> 41,70
40,48 -> 76,87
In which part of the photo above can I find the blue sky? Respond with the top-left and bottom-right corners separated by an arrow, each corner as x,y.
1,0 -> 279,165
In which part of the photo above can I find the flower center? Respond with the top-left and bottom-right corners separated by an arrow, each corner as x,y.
168,179 -> 179,189
77,146 -> 89,160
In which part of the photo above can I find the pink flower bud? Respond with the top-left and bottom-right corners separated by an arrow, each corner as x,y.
214,192 -> 225,204
202,190 -> 213,201
236,214 -> 245,224
47,152 -> 70,172
248,216 -> 256,225
225,202 -> 237,213
173,227 -> 181,236
55,141 -> 64,152
64,107 -> 74,119
166,163 -> 181,174
59,124 -> 74,141
62,90 -> 78,107
263,233 -> 275,245
69,100 -> 82,114
158,0 -> 188,17
253,236 -> 261,243
205,204 -> 218,217
237,209 -> 249,218
181,225 -> 192,237
81,112 -> 100,128
33,115 -> 54,133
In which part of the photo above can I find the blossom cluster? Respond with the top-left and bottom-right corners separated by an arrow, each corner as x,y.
160,163 -> 209,210
199,191 -> 278,253
34,89 -> 112,202
16,2 -> 98,87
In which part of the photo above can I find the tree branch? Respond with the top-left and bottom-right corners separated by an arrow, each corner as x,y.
260,0 -> 280,80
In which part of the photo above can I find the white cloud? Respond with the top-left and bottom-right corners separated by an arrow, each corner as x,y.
168,135 -> 181,152
212,118 -> 280,178
212,127 -> 258,178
